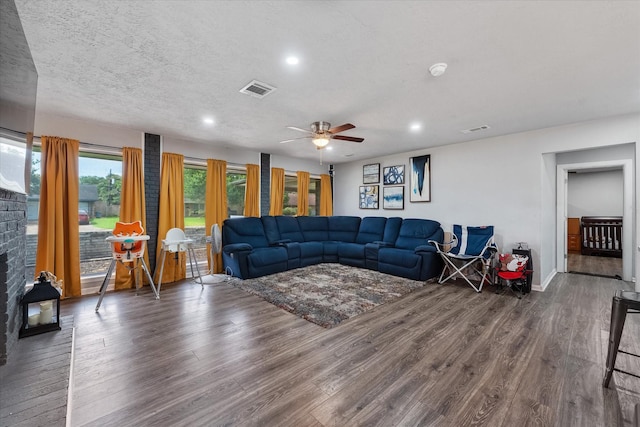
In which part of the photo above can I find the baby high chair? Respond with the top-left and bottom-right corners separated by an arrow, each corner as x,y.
95,221 -> 159,311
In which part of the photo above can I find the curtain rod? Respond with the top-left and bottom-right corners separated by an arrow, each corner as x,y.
0,126 -> 120,151
183,156 -> 246,169
2,127 -> 323,175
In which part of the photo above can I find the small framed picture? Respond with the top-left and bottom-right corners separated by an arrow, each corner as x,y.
383,165 -> 404,185
410,154 -> 431,202
359,185 -> 379,209
363,163 -> 380,184
383,186 -> 404,210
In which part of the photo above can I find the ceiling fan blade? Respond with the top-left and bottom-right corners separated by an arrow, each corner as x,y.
332,135 -> 364,143
279,136 -> 311,143
286,126 -> 313,133
328,123 -> 355,134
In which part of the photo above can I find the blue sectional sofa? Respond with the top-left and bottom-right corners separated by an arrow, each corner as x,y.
222,216 -> 444,281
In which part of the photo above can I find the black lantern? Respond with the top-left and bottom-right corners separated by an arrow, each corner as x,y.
19,272 -> 62,338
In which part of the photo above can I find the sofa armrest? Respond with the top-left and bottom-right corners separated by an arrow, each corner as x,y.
223,243 -> 253,253
415,244 -> 437,253
373,240 -> 393,247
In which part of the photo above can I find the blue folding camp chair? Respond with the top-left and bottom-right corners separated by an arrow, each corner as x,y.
430,225 -> 497,292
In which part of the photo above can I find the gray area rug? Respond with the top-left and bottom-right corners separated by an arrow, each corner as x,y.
232,263 -> 425,328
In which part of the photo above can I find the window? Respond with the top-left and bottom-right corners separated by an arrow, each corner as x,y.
283,174 -> 321,216
184,165 -> 207,265
25,148 -> 124,293
227,168 -> 246,217
182,165 -> 247,269
77,153 -> 123,285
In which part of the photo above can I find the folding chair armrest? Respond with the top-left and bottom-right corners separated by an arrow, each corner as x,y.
480,244 -> 499,259
427,239 -> 454,252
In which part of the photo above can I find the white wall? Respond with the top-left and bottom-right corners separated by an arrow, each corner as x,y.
33,111 -> 640,289
567,170 -> 623,217
271,155 -> 329,177
35,113 -> 143,149
334,113 -> 639,288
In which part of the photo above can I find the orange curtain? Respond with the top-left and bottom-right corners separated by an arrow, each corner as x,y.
296,171 -> 310,216
154,153 -> 185,284
115,147 -> 149,289
320,174 -> 333,216
269,167 -> 284,215
205,159 -> 228,273
243,163 -> 260,217
35,136 -> 81,298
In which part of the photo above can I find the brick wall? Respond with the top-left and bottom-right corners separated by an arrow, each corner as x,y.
144,134 -> 161,271
260,153 -> 270,216
0,189 -> 27,365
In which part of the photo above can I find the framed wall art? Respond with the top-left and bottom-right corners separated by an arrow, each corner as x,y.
363,163 -> 380,184
383,186 -> 404,210
410,154 -> 431,202
359,185 -> 379,209
383,164 -> 404,185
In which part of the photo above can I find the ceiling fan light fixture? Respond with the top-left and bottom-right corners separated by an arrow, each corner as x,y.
312,135 -> 330,148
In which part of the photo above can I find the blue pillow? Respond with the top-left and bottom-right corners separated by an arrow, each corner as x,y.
449,225 -> 494,256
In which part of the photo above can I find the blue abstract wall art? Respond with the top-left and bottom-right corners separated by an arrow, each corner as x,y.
359,185 -> 379,209
383,186 -> 404,210
410,154 -> 431,202
383,165 -> 404,185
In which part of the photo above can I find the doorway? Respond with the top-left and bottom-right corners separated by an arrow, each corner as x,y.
566,169 -> 623,279
556,159 -> 633,282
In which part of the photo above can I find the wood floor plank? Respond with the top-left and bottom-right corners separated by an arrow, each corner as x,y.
4,269 -> 636,426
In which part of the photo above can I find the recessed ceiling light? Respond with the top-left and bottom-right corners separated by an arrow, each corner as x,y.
410,123 -> 422,132
429,63 -> 447,77
202,117 -> 214,125
325,146 -> 333,151
286,56 -> 299,65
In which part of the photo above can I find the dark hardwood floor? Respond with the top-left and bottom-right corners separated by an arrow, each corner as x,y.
568,253 -> 623,278
57,271 -> 639,426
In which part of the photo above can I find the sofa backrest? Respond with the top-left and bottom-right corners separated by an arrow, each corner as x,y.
394,219 -> 443,250
274,215 -> 304,242
298,216 -> 329,241
328,216 -> 360,242
382,217 -> 403,244
355,216 -> 387,244
260,216 -> 281,244
222,217 -> 269,248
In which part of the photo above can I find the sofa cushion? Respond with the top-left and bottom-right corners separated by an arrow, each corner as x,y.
299,241 -> 324,266
275,216 -> 305,242
260,216 -> 281,244
338,243 -> 366,268
382,217 -> 403,244
356,217 -> 387,244
328,216 -> 360,242
298,216 -> 330,241
222,217 -> 269,248
247,247 -> 289,277
394,219 -> 442,250
378,248 -> 423,280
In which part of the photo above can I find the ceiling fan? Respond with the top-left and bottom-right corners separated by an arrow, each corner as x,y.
280,121 -> 364,149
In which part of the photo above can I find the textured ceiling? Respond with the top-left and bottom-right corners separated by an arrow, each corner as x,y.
13,0 -> 640,163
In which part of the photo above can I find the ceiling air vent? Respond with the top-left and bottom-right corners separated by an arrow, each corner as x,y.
239,80 -> 277,99
461,125 -> 490,134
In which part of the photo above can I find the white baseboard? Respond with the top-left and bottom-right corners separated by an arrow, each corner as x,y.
532,268 -> 557,292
